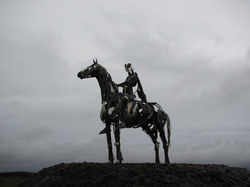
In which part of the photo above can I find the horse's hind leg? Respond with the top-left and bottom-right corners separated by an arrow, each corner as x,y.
114,125 -> 123,163
159,127 -> 170,163
142,126 -> 160,163
105,123 -> 114,163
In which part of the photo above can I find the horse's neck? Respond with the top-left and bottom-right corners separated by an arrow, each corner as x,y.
96,67 -> 116,103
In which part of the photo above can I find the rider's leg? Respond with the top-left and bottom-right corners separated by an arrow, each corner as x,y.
99,127 -> 107,134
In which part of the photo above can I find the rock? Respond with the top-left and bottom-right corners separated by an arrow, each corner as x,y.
20,162 -> 250,187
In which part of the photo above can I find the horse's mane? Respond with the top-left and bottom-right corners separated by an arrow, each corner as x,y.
98,64 -> 118,92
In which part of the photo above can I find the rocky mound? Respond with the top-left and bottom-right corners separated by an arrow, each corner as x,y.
20,162 -> 250,187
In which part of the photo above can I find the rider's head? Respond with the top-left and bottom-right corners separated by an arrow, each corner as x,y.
125,63 -> 134,74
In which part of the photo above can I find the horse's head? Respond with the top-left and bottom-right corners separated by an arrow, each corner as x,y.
78,59 -> 118,102
77,58 -> 100,79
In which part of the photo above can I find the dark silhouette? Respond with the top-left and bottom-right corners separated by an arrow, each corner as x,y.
77,59 -> 171,163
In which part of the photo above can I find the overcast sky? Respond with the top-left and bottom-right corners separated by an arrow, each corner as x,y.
1,0 -> 250,172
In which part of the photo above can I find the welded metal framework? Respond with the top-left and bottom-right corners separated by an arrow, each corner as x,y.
77,59 -> 171,163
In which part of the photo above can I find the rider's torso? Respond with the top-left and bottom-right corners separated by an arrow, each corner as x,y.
123,73 -> 138,95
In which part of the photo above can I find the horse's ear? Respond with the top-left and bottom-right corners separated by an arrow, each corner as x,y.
93,58 -> 98,64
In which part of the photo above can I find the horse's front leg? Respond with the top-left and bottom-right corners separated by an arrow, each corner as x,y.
105,123 -> 114,163
113,124 -> 123,163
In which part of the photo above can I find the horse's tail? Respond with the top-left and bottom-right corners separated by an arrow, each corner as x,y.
165,112 -> 171,148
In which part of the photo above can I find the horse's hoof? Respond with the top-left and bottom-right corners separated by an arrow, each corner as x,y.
116,160 -> 122,164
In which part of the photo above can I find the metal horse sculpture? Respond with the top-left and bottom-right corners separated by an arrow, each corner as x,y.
77,59 -> 171,163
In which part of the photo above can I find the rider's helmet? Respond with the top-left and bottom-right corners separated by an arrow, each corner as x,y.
125,63 -> 134,74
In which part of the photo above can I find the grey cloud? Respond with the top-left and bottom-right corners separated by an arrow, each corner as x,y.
172,131 -> 250,169
217,64 -> 250,105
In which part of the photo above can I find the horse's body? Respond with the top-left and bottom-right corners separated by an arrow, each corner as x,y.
77,59 -> 171,163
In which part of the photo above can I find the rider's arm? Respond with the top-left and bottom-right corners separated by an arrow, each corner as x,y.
117,81 -> 126,87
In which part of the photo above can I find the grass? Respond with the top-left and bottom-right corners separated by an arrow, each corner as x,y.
0,172 -> 34,187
